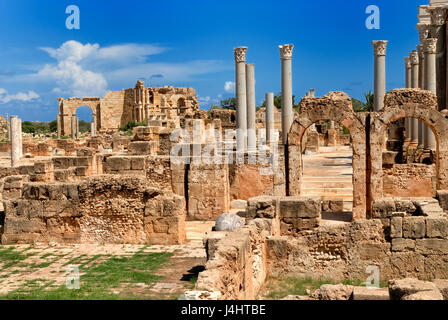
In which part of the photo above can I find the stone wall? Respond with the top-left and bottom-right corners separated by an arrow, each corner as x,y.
383,164 -> 436,197
1,175 -> 186,245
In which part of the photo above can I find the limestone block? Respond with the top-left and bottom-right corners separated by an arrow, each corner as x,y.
298,218 -> 320,230
426,217 -> 448,238
34,161 -> 54,174
321,199 -> 343,213
382,151 -> 398,165
402,217 -> 426,239
279,197 -> 321,219
401,290 -> 443,300
388,278 -> 438,300
436,190 -> 448,212
106,156 -> 131,171
372,198 -> 396,218
266,236 -> 289,260
75,166 -> 89,177
76,157 -> 91,167
215,213 -> 244,231
311,284 -> 354,300
131,157 -> 145,170
246,196 -> 277,219
391,238 -> 415,252
352,287 -> 389,300
4,176 -> 23,189
128,141 -> 158,155
390,217 -> 403,238
415,239 -> 448,255
433,279 -> 448,300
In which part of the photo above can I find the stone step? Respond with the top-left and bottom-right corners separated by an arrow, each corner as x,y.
302,188 -> 353,196
302,181 -> 353,188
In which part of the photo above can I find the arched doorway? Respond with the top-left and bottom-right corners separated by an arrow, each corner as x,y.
75,105 -> 94,136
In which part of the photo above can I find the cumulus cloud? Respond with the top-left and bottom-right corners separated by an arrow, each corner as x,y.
0,88 -> 39,104
224,81 -> 235,93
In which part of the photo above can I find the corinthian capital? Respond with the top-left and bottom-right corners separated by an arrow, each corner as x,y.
416,24 -> 431,42
423,38 -> 438,54
279,44 -> 294,60
427,6 -> 448,26
234,47 -> 248,63
404,57 -> 411,69
371,40 -> 388,56
410,50 -> 419,65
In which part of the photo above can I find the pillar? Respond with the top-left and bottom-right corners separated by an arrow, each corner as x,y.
309,89 -> 315,97
6,113 -> 9,141
71,115 -> 76,139
410,50 -> 420,144
266,93 -> 274,144
423,38 -> 438,150
234,47 -> 248,152
417,44 -> 426,148
427,6 -> 446,110
404,57 -> 412,142
246,64 -> 256,151
10,116 -> 21,168
76,117 -> 79,139
279,44 -> 294,144
372,41 -> 388,111
91,122 -> 96,137
145,105 -> 150,120
139,104 -> 143,122
57,115 -> 61,139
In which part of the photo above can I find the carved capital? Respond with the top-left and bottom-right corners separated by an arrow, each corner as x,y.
410,50 -> 419,65
423,38 -> 438,54
416,23 -> 431,42
404,57 -> 411,69
279,44 -> 294,60
427,6 -> 448,26
371,40 -> 388,56
234,47 -> 248,63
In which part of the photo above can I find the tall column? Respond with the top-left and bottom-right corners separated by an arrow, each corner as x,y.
91,122 -> 96,137
57,115 -> 61,139
246,64 -> 256,151
372,41 -> 388,111
424,38 -> 438,150
10,116 -> 21,168
427,6 -> 447,110
404,57 -> 412,142
266,93 -> 274,144
279,44 -> 294,144
145,105 -> 150,120
234,47 -> 248,152
6,114 -> 9,141
76,117 -> 79,139
410,50 -> 420,144
417,45 -> 425,149
71,115 -> 76,139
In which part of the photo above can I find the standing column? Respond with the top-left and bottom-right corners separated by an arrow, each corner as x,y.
57,115 -> 61,139
246,64 -> 256,151
404,57 -> 412,142
279,44 -> 294,144
10,116 -> 21,167
6,114 -> 9,141
424,38 -> 438,150
76,117 -> 80,139
417,45 -> 425,149
427,6 -> 447,110
234,47 -> 248,152
372,41 -> 388,111
71,115 -> 76,139
91,122 -> 96,137
266,93 -> 274,144
410,50 -> 420,145
145,105 -> 150,120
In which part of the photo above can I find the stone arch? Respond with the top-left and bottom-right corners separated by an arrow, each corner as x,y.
369,89 -> 448,207
287,92 -> 367,220
58,98 -> 100,136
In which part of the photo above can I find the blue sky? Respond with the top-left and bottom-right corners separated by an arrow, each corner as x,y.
0,0 -> 426,121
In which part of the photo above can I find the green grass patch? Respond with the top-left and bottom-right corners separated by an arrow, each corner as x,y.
1,248 -> 173,300
0,246 -> 35,269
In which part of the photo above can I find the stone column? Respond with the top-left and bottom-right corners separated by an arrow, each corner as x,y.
279,44 -> 294,144
71,115 -> 76,139
417,45 -> 426,149
145,105 -> 150,120
10,116 -> 21,167
372,41 -> 388,111
309,89 -> 315,97
424,38 -> 438,150
91,122 -> 96,137
18,118 -> 22,158
404,57 -> 412,142
410,50 -> 420,144
234,47 -> 248,152
76,117 -> 80,139
427,6 -> 447,110
265,92 -> 274,144
246,64 -> 256,151
139,104 -> 143,122
57,115 -> 61,139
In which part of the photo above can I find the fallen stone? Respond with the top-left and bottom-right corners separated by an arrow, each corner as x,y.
388,278 -> 438,300
311,284 -> 354,300
433,279 -> 448,300
214,213 -> 244,231
231,200 -> 247,210
351,286 -> 389,300
401,290 -> 443,300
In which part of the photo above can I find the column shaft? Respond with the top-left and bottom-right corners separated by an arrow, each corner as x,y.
266,93 -> 274,144
246,64 -> 256,151
10,116 -> 21,168
410,51 -> 419,144
280,44 -> 294,144
424,38 -> 438,150
57,115 -> 61,139
234,47 -> 248,152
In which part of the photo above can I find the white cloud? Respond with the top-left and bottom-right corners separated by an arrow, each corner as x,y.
224,81 -> 235,93
0,88 -> 39,104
